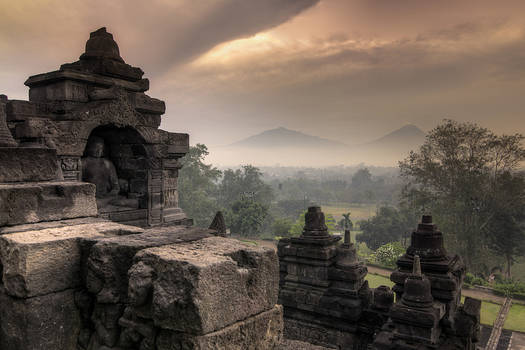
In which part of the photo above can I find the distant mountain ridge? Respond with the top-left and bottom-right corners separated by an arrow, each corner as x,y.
230,127 -> 346,148
214,124 -> 426,166
366,124 -> 425,147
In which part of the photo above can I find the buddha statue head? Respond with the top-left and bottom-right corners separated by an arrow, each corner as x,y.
85,136 -> 106,158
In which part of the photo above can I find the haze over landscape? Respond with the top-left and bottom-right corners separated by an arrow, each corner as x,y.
2,0 -> 525,166
211,124 -> 426,166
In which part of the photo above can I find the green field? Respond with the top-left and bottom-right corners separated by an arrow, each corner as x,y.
478,300 -> 500,327
366,273 -> 394,288
504,302 -> 525,331
321,203 -> 377,222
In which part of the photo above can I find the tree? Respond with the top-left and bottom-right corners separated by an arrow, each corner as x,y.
484,171 -> 525,278
218,165 -> 274,209
178,144 -> 221,227
275,199 -> 312,220
372,242 -> 406,268
352,168 -> 373,188
226,198 -> 268,237
399,119 -> 525,271
289,211 -> 307,237
272,218 -> 293,237
356,206 -> 414,250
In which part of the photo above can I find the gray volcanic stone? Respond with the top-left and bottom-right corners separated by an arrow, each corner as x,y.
0,286 -> 81,350
133,236 -> 279,334
0,216 -> 104,235
278,339 -> 334,350
0,181 -> 97,226
0,147 -> 59,182
0,221 -> 142,298
86,226 -> 214,304
156,305 -> 283,350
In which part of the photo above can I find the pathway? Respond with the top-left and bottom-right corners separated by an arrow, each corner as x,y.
486,297 -> 513,350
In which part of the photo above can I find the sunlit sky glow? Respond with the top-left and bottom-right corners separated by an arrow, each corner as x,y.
1,0 -> 525,159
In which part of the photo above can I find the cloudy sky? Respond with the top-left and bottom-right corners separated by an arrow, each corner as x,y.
2,0 -> 525,150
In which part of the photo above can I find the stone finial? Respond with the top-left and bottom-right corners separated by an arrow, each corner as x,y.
80,27 -> 124,63
302,206 -> 329,237
0,100 -> 17,147
406,215 -> 447,260
413,255 -> 422,276
344,229 -> 351,245
401,255 -> 434,309
209,211 -> 227,236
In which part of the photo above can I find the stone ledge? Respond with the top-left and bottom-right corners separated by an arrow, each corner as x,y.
0,181 -> 97,226
25,70 -> 149,93
132,236 -> 279,334
86,226 -> 214,304
156,305 -> 283,350
0,220 -> 143,298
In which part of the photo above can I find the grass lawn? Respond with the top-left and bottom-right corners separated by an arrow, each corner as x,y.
322,203 -> 377,222
366,273 -> 394,288
479,300 -> 500,327
504,302 -> 525,332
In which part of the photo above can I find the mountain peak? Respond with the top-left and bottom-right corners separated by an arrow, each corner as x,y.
369,124 -> 425,146
230,127 -> 346,148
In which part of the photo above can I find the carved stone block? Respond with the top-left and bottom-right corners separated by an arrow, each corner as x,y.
0,182 -> 97,226
131,237 -> 279,334
0,287 -> 81,350
0,220 -> 142,298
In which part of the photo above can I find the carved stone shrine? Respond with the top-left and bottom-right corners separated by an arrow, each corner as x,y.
0,28 -> 283,350
278,210 -> 481,350
6,27 -> 189,227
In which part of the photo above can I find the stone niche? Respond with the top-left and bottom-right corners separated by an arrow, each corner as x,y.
5,27 -> 189,227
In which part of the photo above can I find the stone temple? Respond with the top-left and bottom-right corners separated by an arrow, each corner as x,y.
0,27 -> 282,350
0,28 -> 482,349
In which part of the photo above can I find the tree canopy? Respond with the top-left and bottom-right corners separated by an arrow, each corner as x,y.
356,206 -> 415,250
399,119 -> 525,275
178,144 -> 221,226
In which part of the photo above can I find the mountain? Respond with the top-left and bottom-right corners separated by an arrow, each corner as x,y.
230,127 -> 346,149
367,124 -> 426,148
210,125 -> 426,167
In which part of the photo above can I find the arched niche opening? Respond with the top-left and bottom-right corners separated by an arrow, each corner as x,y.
82,125 -> 151,226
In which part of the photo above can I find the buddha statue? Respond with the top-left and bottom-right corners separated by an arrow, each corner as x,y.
82,136 -> 120,197
82,136 -> 138,210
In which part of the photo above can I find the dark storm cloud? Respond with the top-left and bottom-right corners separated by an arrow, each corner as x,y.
143,0 -> 321,73
0,0 -> 319,97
